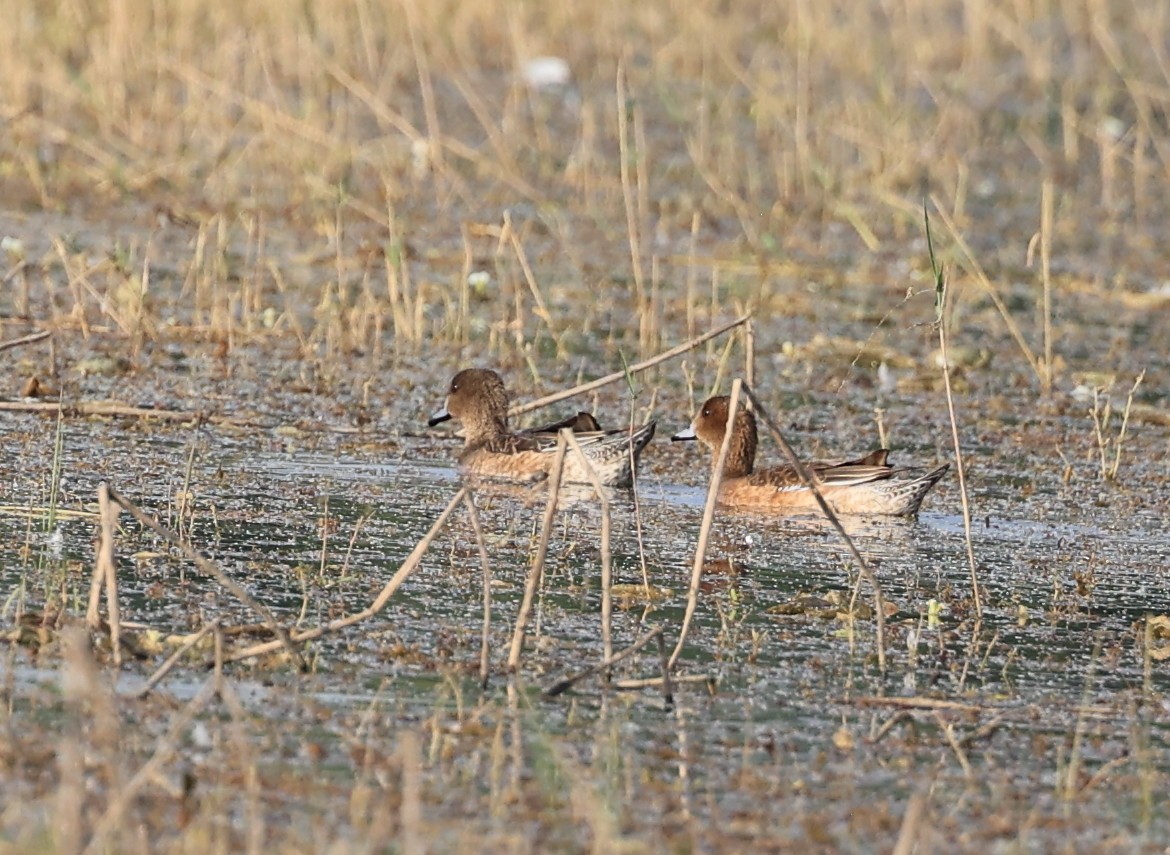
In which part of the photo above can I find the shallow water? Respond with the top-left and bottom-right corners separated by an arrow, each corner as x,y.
2,252 -> 1170,851
4,406 -> 1168,848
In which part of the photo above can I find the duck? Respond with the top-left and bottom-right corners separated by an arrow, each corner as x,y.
671,395 -> 947,515
428,368 -> 656,487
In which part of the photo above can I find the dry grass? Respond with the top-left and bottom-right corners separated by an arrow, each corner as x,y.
4,0 -> 1168,374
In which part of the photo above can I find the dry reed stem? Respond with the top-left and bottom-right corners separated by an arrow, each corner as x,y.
133,620 -> 219,699
868,710 -> 917,745
509,314 -> 750,418
506,217 -> 555,334
56,627 -> 89,855
933,265 -> 983,618
851,696 -> 986,712
935,710 -> 973,777
402,0 -> 444,190
0,504 -> 97,521
85,542 -> 104,631
400,728 -> 424,855
106,486 -> 305,668
741,383 -> 887,672
957,711 -> 1009,748
1109,371 -> 1144,480
612,673 -> 713,691
507,433 -> 567,672
0,329 -> 50,352
0,399 -> 209,422
222,487 -> 467,663
891,792 -> 928,855
96,483 -> 122,665
462,491 -> 493,689
543,625 -> 663,697
564,431 -> 614,671
743,317 -> 755,389
668,379 -> 741,670
616,63 -> 647,319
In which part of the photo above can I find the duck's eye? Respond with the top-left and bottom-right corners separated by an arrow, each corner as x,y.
701,407 -> 710,417
451,383 -> 459,392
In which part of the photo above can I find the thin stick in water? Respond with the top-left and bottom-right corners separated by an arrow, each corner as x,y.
0,329 -> 50,353
107,486 -> 306,669
509,314 -> 750,418
96,483 -> 122,665
543,625 -> 663,697
744,317 -> 755,389
222,488 -> 467,663
926,207 -> 982,618
668,379 -> 742,670
564,431 -> 614,672
742,383 -> 887,672
507,433 -> 567,672
134,620 -> 220,699
463,491 -> 493,689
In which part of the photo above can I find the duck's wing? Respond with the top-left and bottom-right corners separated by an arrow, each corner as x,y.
809,448 -> 890,468
748,456 -> 894,491
524,411 -> 604,434
554,420 -> 655,451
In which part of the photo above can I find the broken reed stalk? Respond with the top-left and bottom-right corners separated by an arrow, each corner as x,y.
620,376 -> 653,592
221,487 -> 467,663
668,379 -> 742,670
85,484 -> 122,664
0,399 -> 207,422
0,329 -> 50,352
96,484 -> 122,665
506,217 -> 555,333
926,209 -> 983,618
400,730 -> 424,855
616,63 -> 647,319
741,383 -> 888,672
462,491 -> 493,689
564,431 -> 614,672
508,314 -> 750,418
744,317 -> 755,388
934,710 -> 973,777
106,485 -> 306,669
134,620 -> 219,698
1109,371 -> 1144,480
507,433 -> 567,672
891,792 -> 928,855
613,673 -> 713,690
543,625 -> 663,697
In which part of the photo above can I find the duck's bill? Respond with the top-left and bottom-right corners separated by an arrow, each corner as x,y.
670,425 -> 697,442
427,404 -> 452,427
